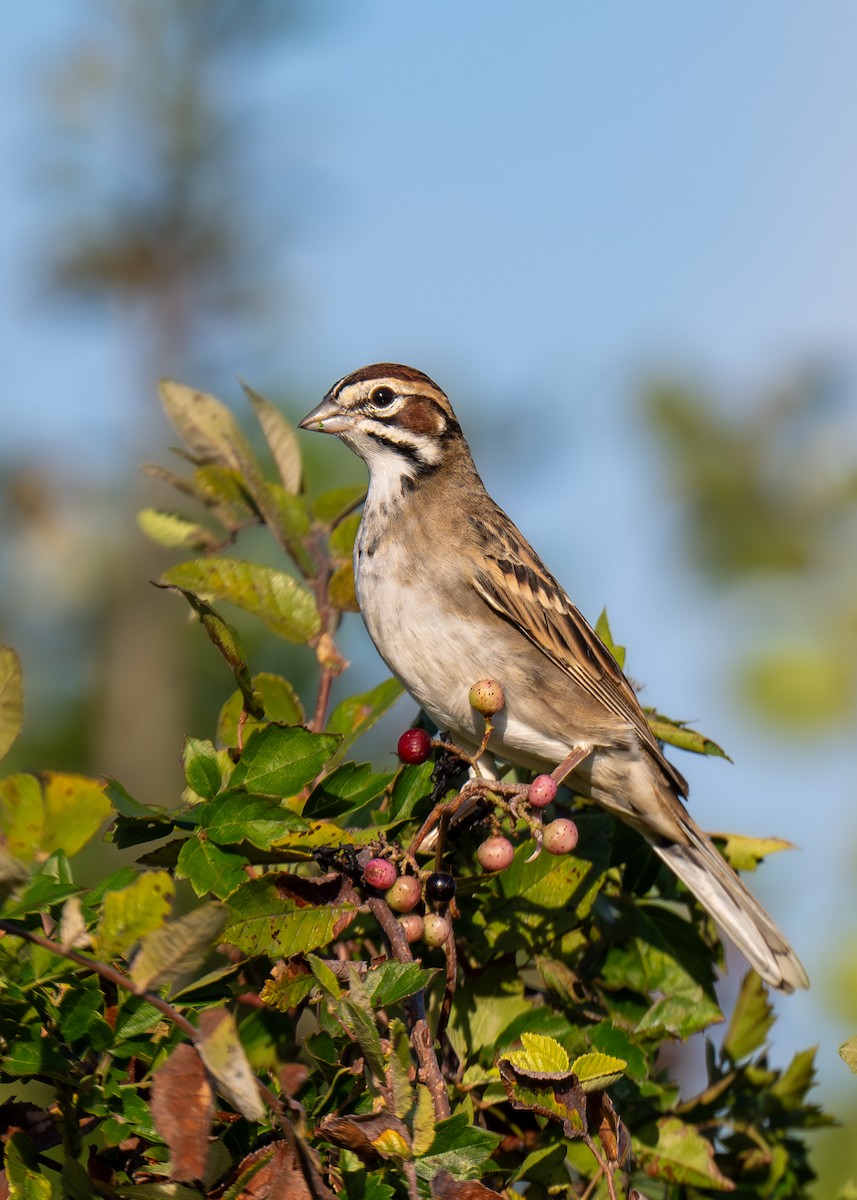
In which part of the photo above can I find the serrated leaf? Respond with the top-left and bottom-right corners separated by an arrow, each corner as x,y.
242,381 -> 303,493
42,773 -> 112,858
137,508 -> 217,551
130,903 -> 227,992
304,762 -> 392,821
413,1113 -> 502,1182
570,1051 -> 626,1092
200,790 -> 307,849
217,673 -> 304,748
306,952 -> 342,998
0,645 -> 23,761
197,1007 -> 266,1122
505,1032 -> 570,1074
712,831 -> 794,872
389,759 -> 436,822
770,1046 -> 817,1109
182,737 -> 222,800
162,558 -> 320,643
96,871 -> 174,959
229,725 -> 340,796
326,677 -> 404,753
722,971 -> 774,1061
362,960 -> 437,1008
223,876 -> 357,958
636,1116 -> 735,1191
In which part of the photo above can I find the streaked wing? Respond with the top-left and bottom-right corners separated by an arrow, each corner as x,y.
469,517 -> 688,797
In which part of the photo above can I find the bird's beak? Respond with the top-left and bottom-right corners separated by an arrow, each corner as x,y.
298,396 -> 354,435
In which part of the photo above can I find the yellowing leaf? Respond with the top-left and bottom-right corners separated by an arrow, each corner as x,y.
0,774 -> 44,861
97,871 -> 174,959
570,1051 -> 626,1092
242,381 -> 303,494
130,903 -> 227,993
197,1007 -> 265,1122
505,1032 -> 570,1075
41,773 -> 112,858
840,1036 -> 857,1075
0,646 -> 23,762
138,508 -> 217,551
712,832 -> 794,873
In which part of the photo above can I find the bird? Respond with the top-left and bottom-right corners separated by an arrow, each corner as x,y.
299,363 -> 808,993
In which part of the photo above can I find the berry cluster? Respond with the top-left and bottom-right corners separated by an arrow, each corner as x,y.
362,677 -> 582,949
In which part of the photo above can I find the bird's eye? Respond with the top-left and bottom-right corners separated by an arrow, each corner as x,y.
370,386 -> 397,409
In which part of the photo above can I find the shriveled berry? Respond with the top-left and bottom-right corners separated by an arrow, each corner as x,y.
398,914 -> 424,944
468,678 -> 505,716
528,774 -> 558,808
542,818 -> 579,855
476,835 -> 515,872
363,858 -> 398,890
422,914 -> 452,947
386,874 -> 422,912
397,728 -> 432,765
425,871 -> 456,903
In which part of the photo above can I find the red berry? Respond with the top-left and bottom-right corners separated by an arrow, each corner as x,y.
398,914 -> 424,943
422,914 -> 452,947
397,728 -> 432,765
363,858 -> 397,889
542,818 -> 579,855
468,679 -> 505,716
476,835 -> 515,872
528,774 -> 558,808
386,875 -> 422,912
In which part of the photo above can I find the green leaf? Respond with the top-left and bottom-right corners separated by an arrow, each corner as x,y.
646,711 -> 730,759
722,971 -> 774,1062
569,1051 -> 626,1092
192,463 -> 257,523
313,484 -> 366,526
242,381 -> 303,493
636,1116 -> 735,1191
5,1131 -> 58,1199
0,645 -> 23,761
0,773 -> 44,861
595,608 -> 626,668
771,1046 -> 817,1109
162,558 -> 320,644
413,1113 -> 502,1181
712,832 -> 794,872
200,790 -> 308,848
304,762 -> 392,821
328,510 -> 361,560
229,725 -> 340,796
505,1032 -> 570,1074
306,952 -> 342,998
137,508 -> 217,551
217,673 -> 304,748
159,379 -> 250,471
0,773 -> 110,863
840,1036 -> 857,1075
130,903 -> 227,992
327,677 -> 404,753
224,876 -> 357,959
389,759 -> 436,822
362,960 -> 437,1008
96,870 -> 174,959
182,737 -> 223,800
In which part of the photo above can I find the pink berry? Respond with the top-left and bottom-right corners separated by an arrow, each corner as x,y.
398,914 -> 424,944
528,774 -> 558,808
386,875 -> 422,912
468,679 -> 505,716
363,858 -> 398,890
542,818 -> 579,856
397,728 -> 432,765
476,835 -> 515,872
422,914 -> 452,947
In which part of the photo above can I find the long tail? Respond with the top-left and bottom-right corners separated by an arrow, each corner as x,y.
653,817 -> 809,992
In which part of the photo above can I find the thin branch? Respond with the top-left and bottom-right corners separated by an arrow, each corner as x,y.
366,897 -> 451,1122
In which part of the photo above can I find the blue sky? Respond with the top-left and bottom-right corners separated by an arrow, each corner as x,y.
3,0 -> 857,1164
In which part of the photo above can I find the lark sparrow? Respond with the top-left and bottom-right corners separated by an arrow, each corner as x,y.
299,364 -> 808,993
